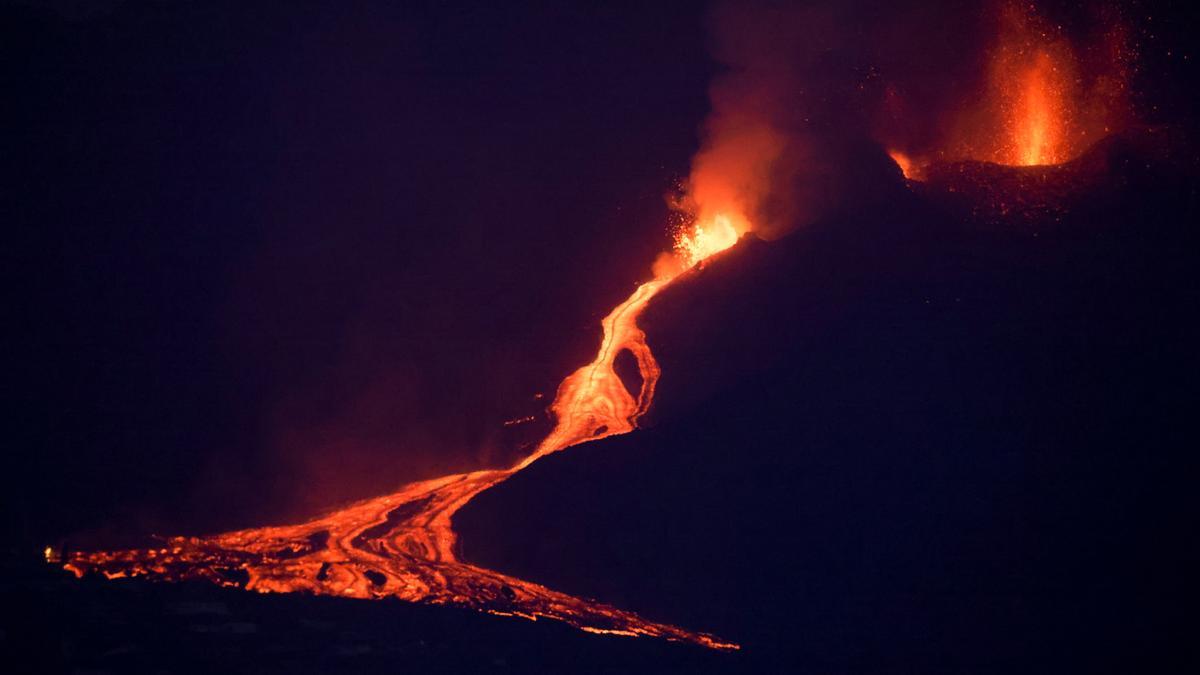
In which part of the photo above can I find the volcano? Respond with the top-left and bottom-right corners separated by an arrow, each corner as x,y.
7,1 -> 1195,673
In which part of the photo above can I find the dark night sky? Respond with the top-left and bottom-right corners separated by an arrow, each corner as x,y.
6,0 -> 716,544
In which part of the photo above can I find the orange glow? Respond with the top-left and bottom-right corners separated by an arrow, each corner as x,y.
887,149 -> 922,180
960,1 -> 1128,168
686,124 -> 779,235
1010,52 -> 1063,165
61,211 -> 744,650
674,213 -> 741,269
986,17 -> 1075,167
883,2 -> 1128,176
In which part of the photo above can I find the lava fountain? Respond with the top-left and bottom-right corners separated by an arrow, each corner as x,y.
887,1 -> 1129,179
60,213 -> 744,650
984,8 -> 1075,167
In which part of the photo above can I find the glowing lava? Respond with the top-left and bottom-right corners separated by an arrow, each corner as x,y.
988,29 -> 1073,166
887,149 -> 922,181
1011,52 -> 1061,165
61,216 -> 742,650
675,214 -> 741,269
884,2 -> 1128,178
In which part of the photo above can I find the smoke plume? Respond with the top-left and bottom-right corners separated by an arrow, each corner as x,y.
679,0 -> 1135,233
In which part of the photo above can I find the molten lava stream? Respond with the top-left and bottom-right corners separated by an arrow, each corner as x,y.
63,215 -> 744,650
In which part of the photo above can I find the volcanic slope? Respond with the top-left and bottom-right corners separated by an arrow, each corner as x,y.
455,138 -> 1195,673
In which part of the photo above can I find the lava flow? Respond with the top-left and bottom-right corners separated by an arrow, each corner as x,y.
61,214 -> 743,650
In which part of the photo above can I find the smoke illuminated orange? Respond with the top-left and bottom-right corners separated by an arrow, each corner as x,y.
61,217 -> 741,650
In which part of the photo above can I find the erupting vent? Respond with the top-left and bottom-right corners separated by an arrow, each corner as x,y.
887,1 -> 1129,180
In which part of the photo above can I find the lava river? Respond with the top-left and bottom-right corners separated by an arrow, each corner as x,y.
62,217 -> 742,650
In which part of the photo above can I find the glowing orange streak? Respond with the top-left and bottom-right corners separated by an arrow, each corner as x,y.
887,149 -> 923,181
1010,50 -> 1064,166
520,277 -> 668,469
